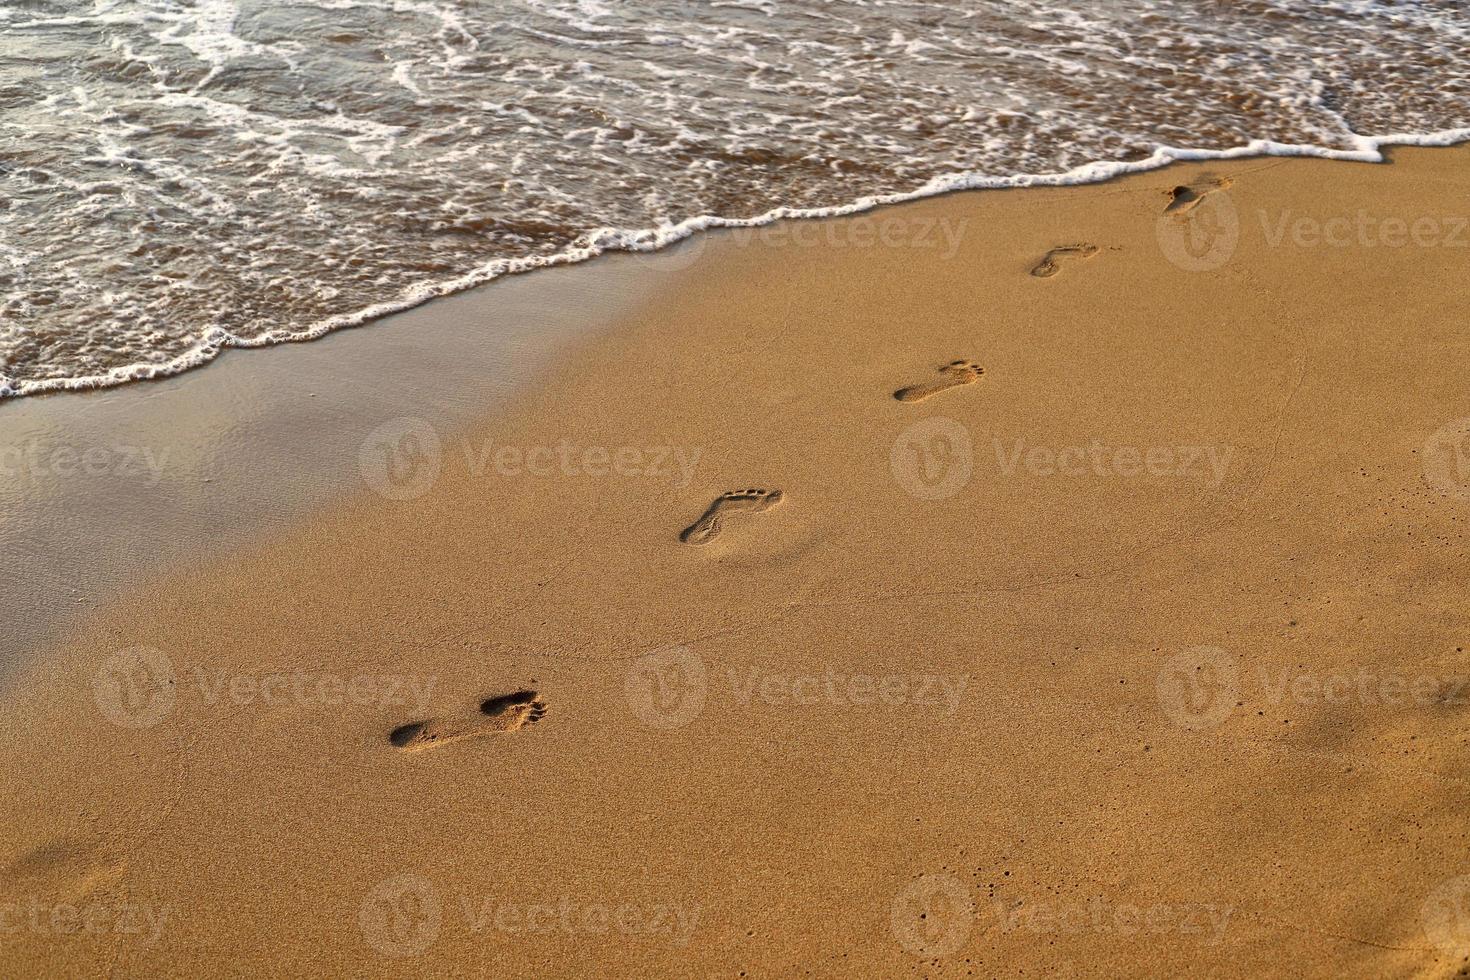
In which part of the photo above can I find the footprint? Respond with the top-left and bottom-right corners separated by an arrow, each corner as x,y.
1029,243 -> 1099,279
680,488 -> 784,546
1164,177 -> 1232,215
389,690 -> 546,751
893,360 -> 985,403
2,840 -> 125,901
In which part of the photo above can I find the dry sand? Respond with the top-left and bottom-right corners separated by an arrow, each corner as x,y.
4,144 -> 1470,978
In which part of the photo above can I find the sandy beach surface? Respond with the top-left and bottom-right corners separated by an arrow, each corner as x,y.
4,144 -> 1470,978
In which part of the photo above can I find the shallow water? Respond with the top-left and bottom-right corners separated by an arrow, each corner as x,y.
2,0 -> 1468,396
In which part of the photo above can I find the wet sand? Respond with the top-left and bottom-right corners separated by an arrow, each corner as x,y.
0,259 -> 661,668
3,144 -> 1470,977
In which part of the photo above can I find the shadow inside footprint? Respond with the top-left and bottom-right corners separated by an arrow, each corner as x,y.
2,839 -> 124,901
893,359 -> 984,403
390,690 -> 547,751
1164,177 -> 1232,215
680,488 -> 784,546
1030,244 -> 1099,278
481,689 -> 544,721
388,720 -> 432,749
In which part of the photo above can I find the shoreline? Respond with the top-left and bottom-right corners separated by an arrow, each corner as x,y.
5,144 -> 1470,976
7,129 -> 1470,402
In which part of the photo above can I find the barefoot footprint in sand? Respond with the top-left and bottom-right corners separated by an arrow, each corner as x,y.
680,488 -> 783,546
893,360 -> 984,403
1164,177 -> 1232,215
390,690 -> 546,751
1030,243 -> 1099,278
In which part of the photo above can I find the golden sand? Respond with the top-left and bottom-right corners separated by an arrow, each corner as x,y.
4,144 -> 1470,977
